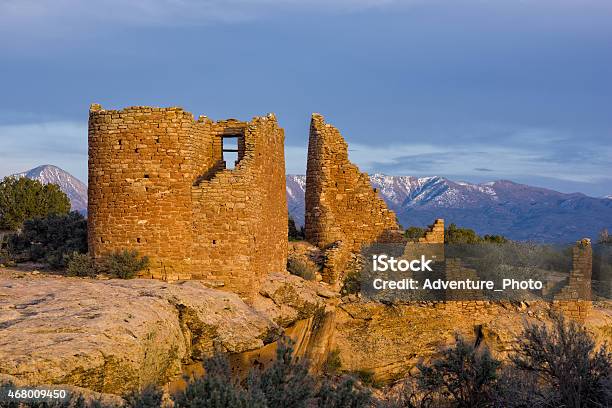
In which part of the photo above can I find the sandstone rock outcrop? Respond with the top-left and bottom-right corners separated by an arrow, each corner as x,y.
0,274 -> 280,394
334,300 -> 612,382
0,269 -> 339,395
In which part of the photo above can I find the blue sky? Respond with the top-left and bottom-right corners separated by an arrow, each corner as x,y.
0,0 -> 611,196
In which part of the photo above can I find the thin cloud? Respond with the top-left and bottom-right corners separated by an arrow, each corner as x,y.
0,121 -> 87,181
0,0 -> 404,28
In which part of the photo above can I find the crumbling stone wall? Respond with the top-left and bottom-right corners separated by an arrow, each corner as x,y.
304,114 -> 402,288
88,104 -> 287,299
305,113 -> 401,252
553,239 -> 593,321
404,219 -> 445,261
419,219 -> 445,243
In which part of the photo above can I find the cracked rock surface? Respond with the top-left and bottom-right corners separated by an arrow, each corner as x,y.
0,274 -> 279,394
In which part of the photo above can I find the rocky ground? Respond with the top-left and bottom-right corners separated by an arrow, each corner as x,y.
0,267 -> 334,396
1,264 -> 611,399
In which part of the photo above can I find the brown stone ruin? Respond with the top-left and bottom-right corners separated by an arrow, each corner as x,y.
553,238 -> 593,321
404,218 -> 445,262
87,104 -> 595,321
88,104 -> 287,299
304,113 -> 402,252
304,113 -> 403,287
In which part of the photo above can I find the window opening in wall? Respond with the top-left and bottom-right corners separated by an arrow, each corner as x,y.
221,135 -> 242,170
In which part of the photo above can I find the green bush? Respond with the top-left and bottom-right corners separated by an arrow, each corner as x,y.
175,337 -> 316,408
317,376 -> 371,408
353,370 -> 383,389
0,177 -> 70,231
324,349 -> 343,375
289,216 -> 305,241
66,252 -> 98,278
405,226 -> 426,241
481,234 -> 507,244
416,334 -> 500,408
252,337 -> 315,408
341,269 -> 361,295
510,313 -> 612,407
287,257 -> 317,281
100,250 -> 149,279
8,212 -> 87,268
175,354 -> 254,408
444,224 -> 481,244
124,385 -> 164,408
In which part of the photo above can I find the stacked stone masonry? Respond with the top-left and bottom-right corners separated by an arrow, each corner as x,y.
553,239 -> 593,321
88,104 -> 288,299
419,219 -> 445,243
404,219 -> 445,262
304,114 -> 403,286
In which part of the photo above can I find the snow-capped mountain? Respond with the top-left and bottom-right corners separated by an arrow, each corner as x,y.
286,174 -> 612,243
12,165 -> 88,214
286,174 -> 306,225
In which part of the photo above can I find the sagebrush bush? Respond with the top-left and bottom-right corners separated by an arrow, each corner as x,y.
324,348 -> 343,375
175,354 -> 253,408
100,250 -> 149,279
416,334 -> 500,408
173,337 -> 377,408
317,376 -> 371,408
287,257 -> 317,281
288,216 -> 305,241
66,252 -> 98,278
510,313 -> 612,407
8,211 -> 87,268
124,384 -> 164,408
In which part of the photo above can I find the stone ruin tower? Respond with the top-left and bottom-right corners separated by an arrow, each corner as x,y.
88,104 -> 288,299
305,113 -> 401,252
304,113 -> 402,286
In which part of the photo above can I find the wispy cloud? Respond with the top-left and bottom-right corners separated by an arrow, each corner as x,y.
0,0 -> 403,29
286,124 -> 612,191
0,120 -> 87,181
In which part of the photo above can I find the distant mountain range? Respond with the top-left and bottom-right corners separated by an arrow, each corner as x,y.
6,166 -> 611,242
12,165 -> 88,214
287,174 -> 612,243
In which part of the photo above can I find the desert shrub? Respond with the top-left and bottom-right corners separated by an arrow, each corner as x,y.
481,235 -> 507,244
66,252 -> 98,278
491,367 -> 543,408
341,270 -> 361,296
287,257 -> 317,281
7,211 -> 87,268
317,375 -> 372,408
325,348 -> 343,375
124,385 -> 163,408
99,250 -> 149,279
353,370 -> 384,389
444,224 -> 481,244
289,216 -> 305,241
416,335 -> 500,408
510,313 -> 612,407
0,177 -> 70,231
405,226 -> 426,241
252,337 -> 316,408
379,377 -> 437,408
175,337 -> 319,408
175,354 -> 252,408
